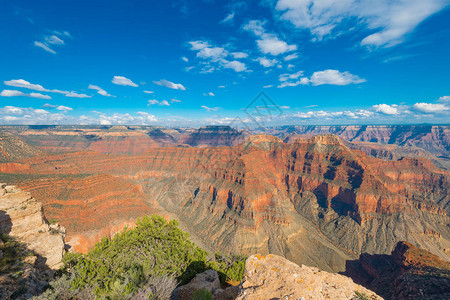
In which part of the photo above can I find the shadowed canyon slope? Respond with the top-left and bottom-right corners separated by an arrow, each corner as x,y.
1,132 -> 448,272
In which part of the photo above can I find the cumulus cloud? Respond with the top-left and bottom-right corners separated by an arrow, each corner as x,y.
1,89 -> 51,99
98,112 -> 157,125
201,105 -> 220,112
56,105 -> 73,112
373,104 -> 399,115
244,20 -> 297,55
147,100 -> 159,105
0,105 -> 67,124
413,102 -> 449,113
223,60 -> 247,72
309,70 -> 366,86
284,53 -> 298,61
188,40 -> 248,73
231,52 -> 249,59
160,100 -> 170,106
88,84 -> 113,97
4,79 -> 90,98
153,79 -> 186,90
275,0 -> 449,48
112,76 -> 138,87
257,35 -> 297,55
438,96 -> 450,102
256,57 -> 278,67
278,69 -> 365,88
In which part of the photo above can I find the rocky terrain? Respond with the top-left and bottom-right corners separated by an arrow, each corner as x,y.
0,133 -> 448,274
236,254 -> 381,299
0,183 -> 66,299
261,125 -> 450,169
344,241 -> 450,299
1,125 -> 247,154
0,132 -> 42,162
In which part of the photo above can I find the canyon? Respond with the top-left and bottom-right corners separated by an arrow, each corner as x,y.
0,126 -> 448,275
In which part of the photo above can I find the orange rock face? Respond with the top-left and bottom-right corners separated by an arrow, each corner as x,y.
17,174 -> 154,252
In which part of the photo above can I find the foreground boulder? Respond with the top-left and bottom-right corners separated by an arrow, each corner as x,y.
0,183 -> 65,269
236,254 -> 381,300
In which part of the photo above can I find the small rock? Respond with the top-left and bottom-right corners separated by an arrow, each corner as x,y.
172,269 -> 221,300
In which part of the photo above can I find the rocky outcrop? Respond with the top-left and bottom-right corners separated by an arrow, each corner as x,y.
344,241 -> 450,299
236,254 -> 381,299
0,183 -> 65,269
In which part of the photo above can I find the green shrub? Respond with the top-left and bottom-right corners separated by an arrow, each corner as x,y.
45,214 -> 246,299
192,288 -> 214,300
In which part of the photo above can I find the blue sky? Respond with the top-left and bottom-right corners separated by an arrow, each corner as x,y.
1,0 -> 450,126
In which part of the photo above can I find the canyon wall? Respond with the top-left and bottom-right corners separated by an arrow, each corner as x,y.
1,134 -> 448,272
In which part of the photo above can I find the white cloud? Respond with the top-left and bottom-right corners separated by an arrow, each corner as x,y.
373,104 -> 399,115
88,84 -> 113,97
284,53 -> 298,61
287,64 -> 295,69
256,57 -> 278,67
34,31 -> 70,54
243,20 -> 266,36
1,106 -> 23,114
275,0 -> 449,48
56,105 -> 73,112
203,92 -> 215,96
33,109 -> 49,114
34,41 -> 56,54
170,98 -> 182,103
160,100 -> 170,106
4,79 -> 90,98
244,20 -> 297,55
201,105 -> 220,112
257,34 -> 297,55
438,96 -> 450,102
143,90 -> 154,94
64,91 -> 90,98
231,52 -> 249,59
278,77 -> 309,88
279,71 -> 304,82
136,112 -> 157,122
223,60 -> 247,72
45,35 -> 64,45
263,85 -> 274,88
188,40 -> 248,73
309,69 -> 366,86
413,102 -> 449,113
112,76 -> 138,87
5,79 -> 47,91
98,112 -> 158,125
147,100 -> 159,105
153,79 -> 186,90
220,12 -> 235,23
181,56 -> 189,62
1,89 -> 51,99
280,106 -> 290,109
